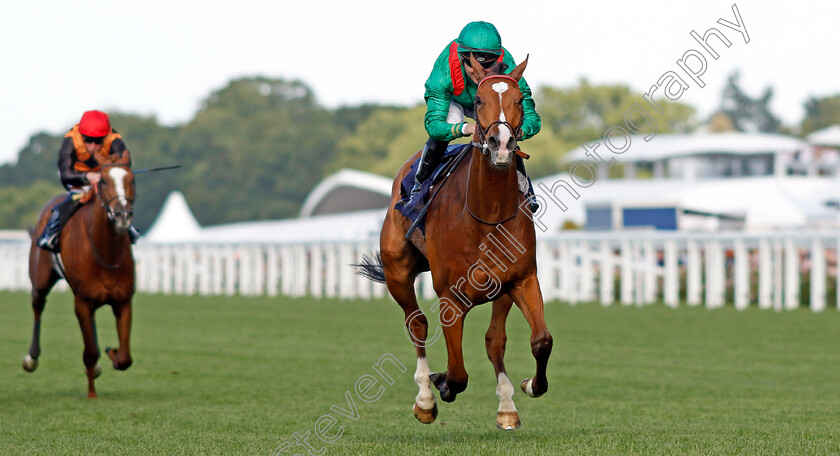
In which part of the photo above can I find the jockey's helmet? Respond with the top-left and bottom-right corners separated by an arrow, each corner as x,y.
457,21 -> 503,68
79,110 -> 111,138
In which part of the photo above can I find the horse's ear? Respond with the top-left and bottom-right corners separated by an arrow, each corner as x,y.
119,150 -> 131,166
468,53 -> 486,83
508,54 -> 529,82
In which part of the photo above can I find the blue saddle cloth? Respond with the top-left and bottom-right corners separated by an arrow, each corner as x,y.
395,143 -> 471,234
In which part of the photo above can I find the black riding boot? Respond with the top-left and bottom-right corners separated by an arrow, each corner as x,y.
407,139 -> 448,208
37,194 -> 80,252
128,225 -> 141,244
516,155 -> 539,213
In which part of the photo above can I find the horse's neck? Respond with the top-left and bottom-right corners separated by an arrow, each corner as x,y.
89,199 -> 127,261
466,148 -> 520,223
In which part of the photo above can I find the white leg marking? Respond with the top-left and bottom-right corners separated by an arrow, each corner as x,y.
497,372 -> 518,413
414,357 -> 435,409
108,167 -> 129,206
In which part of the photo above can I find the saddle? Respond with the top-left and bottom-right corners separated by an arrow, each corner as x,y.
395,144 -> 471,234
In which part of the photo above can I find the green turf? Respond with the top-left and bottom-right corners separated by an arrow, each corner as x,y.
2,290 -> 840,455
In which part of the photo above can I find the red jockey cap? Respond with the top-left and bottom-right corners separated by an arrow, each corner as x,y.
78,110 -> 111,137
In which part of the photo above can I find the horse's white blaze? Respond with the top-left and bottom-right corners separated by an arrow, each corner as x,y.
108,167 -> 129,206
488,80 -> 515,164
492,82 -> 509,123
496,372 -> 518,412
414,357 -> 435,410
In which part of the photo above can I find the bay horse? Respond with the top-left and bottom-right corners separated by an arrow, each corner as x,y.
23,151 -> 136,398
358,56 -> 552,429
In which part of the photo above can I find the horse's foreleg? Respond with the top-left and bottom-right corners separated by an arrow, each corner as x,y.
74,298 -> 101,399
431,296 -> 469,403
22,290 -> 48,372
510,276 -> 553,398
106,303 -> 133,370
486,295 -> 520,430
23,258 -> 60,373
385,272 -> 438,424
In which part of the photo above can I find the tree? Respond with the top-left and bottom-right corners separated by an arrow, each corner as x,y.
719,71 -> 781,133
172,77 -> 339,225
536,79 -> 696,170
800,94 -> 840,136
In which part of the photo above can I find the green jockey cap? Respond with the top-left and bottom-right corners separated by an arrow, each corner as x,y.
456,21 -> 502,54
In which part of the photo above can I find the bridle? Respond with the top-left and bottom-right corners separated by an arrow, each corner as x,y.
88,163 -> 134,269
97,163 -> 135,223
469,75 -> 524,155
464,75 -> 525,226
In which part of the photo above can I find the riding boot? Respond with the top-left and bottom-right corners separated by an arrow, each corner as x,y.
407,139 -> 448,208
128,225 -> 141,244
37,194 -> 80,252
516,155 -> 539,213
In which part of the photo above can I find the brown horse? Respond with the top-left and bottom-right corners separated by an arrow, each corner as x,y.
23,151 -> 136,398
358,57 -> 552,429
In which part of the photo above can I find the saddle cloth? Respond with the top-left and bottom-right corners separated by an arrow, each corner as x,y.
395,144 -> 471,234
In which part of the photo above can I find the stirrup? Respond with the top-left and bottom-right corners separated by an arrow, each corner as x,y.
37,213 -> 60,252
406,180 -> 424,208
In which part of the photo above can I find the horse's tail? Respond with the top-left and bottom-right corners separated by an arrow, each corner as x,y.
354,252 -> 386,284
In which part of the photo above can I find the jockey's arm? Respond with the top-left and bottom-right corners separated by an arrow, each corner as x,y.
423,92 -> 472,142
57,137 -> 89,189
517,78 -> 541,140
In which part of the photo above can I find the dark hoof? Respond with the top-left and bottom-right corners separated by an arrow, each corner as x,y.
105,347 -> 132,370
413,402 -> 438,424
429,372 -> 456,403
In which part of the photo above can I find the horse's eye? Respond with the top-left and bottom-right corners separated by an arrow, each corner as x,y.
475,97 -> 482,106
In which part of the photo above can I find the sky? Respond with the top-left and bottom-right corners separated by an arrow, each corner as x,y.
2,0 -> 839,165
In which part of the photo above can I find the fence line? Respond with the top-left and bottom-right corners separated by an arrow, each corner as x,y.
1,231 -> 838,312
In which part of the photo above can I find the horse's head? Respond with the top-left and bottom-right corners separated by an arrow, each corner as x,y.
98,151 -> 135,232
469,55 -> 529,168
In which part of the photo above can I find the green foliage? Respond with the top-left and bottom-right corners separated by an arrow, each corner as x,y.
172,77 -> 339,225
0,180 -> 60,229
719,71 -> 781,133
329,104 -> 429,178
535,79 -> 696,173
800,94 -> 840,136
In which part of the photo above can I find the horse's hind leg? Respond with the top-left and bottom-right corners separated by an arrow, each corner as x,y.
486,295 -> 520,430
510,276 -> 553,398
105,302 -> 133,370
74,297 -> 101,399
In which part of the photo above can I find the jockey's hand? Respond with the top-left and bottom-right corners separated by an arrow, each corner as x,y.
85,172 -> 101,187
463,123 -> 476,136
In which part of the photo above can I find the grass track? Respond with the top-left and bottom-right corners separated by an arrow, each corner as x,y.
2,291 -> 840,455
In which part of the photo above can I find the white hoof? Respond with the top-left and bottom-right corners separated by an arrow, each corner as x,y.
22,355 -> 38,373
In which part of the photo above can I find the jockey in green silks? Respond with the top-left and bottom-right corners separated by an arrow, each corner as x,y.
408,20 -> 541,212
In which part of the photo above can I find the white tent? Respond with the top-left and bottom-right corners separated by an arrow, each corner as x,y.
806,125 -> 840,148
141,191 -> 202,243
